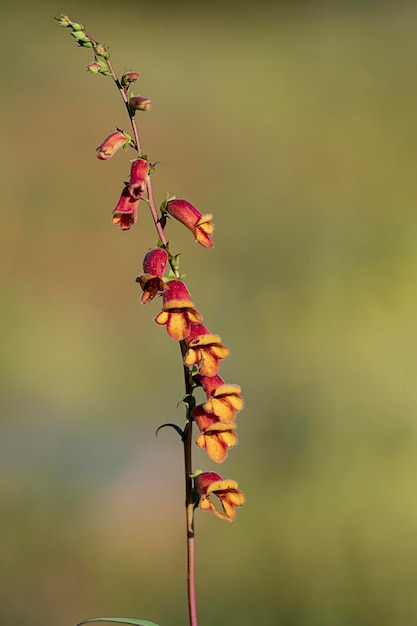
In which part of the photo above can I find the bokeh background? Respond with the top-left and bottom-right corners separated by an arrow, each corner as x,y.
2,0 -> 417,624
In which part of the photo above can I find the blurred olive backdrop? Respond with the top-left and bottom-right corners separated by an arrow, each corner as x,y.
2,0 -> 417,624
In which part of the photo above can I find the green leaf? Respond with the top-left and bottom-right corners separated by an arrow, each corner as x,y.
155,423 -> 184,438
76,618 -> 160,626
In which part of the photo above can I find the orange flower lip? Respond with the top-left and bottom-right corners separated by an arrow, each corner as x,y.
154,279 -> 202,340
197,375 -> 244,422
192,405 -> 237,463
184,322 -> 229,376
194,471 -> 245,522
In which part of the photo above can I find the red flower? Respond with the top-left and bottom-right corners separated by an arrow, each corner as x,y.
194,471 -> 245,522
128,158 -> 149,200
192,405 -> 237,463
166,199 -> 214,248
154,280 -> 202,340
111,186 -> 140,231
198,374 -> 244,423
136,248 -> 168,304
184,322 -> 229,376
96,130 -> 128,160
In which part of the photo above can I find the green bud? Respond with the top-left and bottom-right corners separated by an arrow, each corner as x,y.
71,31 -> 89,42
79,41 -> 94,48
71,22 -> 84,31
55,14 -> 71,27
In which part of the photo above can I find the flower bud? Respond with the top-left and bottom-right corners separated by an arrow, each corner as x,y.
143,248 -> 168,278
71,31 -> 90,43
127,158 -> 149,199
128,96 -> 152,113
121,72 -> 140,88
87,61 -> 102,74
96,131 -> 128,160
94,44 -> 110,59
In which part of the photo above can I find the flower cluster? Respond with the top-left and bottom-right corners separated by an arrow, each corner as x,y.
136,236 -> 245,521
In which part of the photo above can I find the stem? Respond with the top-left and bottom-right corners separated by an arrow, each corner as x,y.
180,341 -> 198,626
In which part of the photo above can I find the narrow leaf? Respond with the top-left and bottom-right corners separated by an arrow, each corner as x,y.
155,422 -> 184,438
77,618 -> 160,626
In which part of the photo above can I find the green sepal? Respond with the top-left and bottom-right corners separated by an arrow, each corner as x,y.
79,41 -> 94,48
155,423 -> 184,438
76,619 -> 160,626
190,467 -> 204,479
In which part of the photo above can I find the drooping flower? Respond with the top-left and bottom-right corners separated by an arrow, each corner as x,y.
96,130 -> 128,160
128,158 -> 149,200
154,279 -> 202,340
184,322 -> 229,376
194,471 -> 245,522
166,199 -> 214,248
136,248 -> 168,304
197,374 -> 244,423
111,186 -> 140,231
192,405 -> 237,463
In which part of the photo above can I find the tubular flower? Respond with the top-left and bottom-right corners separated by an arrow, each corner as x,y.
111,186 -> 140,231
128,158 -> 149,200
166,199 -> 214,248
154,279 -> 202,340
96,130 -> 128,160
136,248 -> 168,304
192,405 -> 237,463
198,374 -> 244,423
184,322 -> 229,376
194,471 -> 245,522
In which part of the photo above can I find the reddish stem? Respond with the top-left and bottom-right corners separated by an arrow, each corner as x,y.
180,341 -> 198,626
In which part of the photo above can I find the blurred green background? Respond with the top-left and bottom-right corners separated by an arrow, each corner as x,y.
2,0 -> 417,624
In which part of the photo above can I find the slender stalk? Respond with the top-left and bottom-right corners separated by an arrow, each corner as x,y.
180,341 -> 198,626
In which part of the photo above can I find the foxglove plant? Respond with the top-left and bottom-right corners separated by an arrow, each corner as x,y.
55,14 -> 245,626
